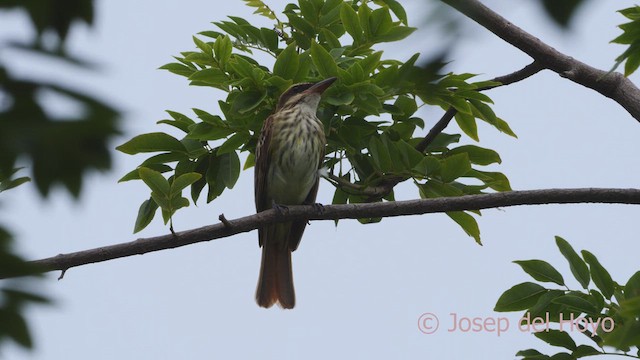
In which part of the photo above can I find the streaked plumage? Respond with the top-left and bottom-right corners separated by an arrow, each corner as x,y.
254,77 -> 336,309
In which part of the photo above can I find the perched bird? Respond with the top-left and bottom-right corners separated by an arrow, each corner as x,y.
254,77 -> 337,309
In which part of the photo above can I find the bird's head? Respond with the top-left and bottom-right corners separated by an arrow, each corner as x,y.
276,77 -> 337,111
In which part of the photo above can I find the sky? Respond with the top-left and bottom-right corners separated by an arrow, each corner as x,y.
2,0 -> 640,359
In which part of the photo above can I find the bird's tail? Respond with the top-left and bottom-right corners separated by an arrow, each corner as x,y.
256,223 -> 295,309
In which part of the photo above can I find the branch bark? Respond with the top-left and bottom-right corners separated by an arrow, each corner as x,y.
5,188 -> 640,280
442,0 -> 640,122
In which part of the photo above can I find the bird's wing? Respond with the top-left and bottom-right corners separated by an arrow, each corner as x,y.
255,114 -> 274,247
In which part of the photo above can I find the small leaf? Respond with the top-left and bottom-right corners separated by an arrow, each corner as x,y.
171,173 -> 202,194
534,329 -> 577,351
2,311 -> 32,348
446,211 -> 481,244
551,295 -> 597,314
218,132 -> 251,155
138,167 -> 170,196
454,112 -> 479,141
116,133 -> 186,155
218,151 -> 241,189
273,43 -> 300,80
231,90 -> 267,114
581,250 -> 615,299
555,236 -> 590,289
440,153 -> 472,183
514,260 -> 565,286
448,145 -> 501,166
494,282 -> 546,312
572,345 -> 601,358
340,3 -> 364,43
373,26 -> 416,42
625,271 -> 640,299
133,198 -> 159,233
310,41 -> 338,77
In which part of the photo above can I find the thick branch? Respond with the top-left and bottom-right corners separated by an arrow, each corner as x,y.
5,188 -> 640,279
442,0 -> 640,122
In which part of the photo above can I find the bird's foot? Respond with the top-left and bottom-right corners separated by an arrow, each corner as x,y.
312,203 -> 325,214
272,202 -> 289,216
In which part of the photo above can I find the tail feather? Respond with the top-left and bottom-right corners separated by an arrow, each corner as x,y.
256,223 -> 295,309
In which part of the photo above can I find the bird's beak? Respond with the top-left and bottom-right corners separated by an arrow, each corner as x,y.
306,77 -> 337,94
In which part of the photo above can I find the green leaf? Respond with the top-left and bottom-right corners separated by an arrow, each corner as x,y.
440,153 -> 472,183
2,311 -> 32,348
581,250 -> 615,299
186,122 -> 234,141
340,3 -> 364,44
516,349 -> 545,357
572,345 -> 601,358
138,167 -> 170,196
551,295 -> 598,314
243,153 -> 256,170
188,68 -> 228,86
159,62 -> 195,77
0,176 -> 30,192
218,151 -> 241,189
374,0 -> 408,25
171,173 -> 202,194
513,260 -> 565,286
534,329 -> 577,351
555,236 -> 590,289
310,41 -> 338,77
218,132 -> 251,155
448,145 -> 501,166
454,112 -> 479,141
373,26 -> 416,43
273,43 -> 300,80
368,136 -> 393,172
133,198 -> 159,233
446,211 -> 481,244
116,133 -> 186,155
213,35 -> 232,65
494,282 -> 547,312
625,271 -> 640,299
118,164 -> 172,182
231,90 -> 267,114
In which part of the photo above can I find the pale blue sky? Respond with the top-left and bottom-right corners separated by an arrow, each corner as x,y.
2,1 -> 639,359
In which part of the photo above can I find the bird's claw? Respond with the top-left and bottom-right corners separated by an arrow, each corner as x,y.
272,203 -> 289,216
312,203 -> 325,214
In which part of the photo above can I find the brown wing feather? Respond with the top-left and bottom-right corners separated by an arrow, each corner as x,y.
255,114 -> 274,247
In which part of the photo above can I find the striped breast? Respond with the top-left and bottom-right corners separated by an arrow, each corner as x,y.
267,107 -> 325,205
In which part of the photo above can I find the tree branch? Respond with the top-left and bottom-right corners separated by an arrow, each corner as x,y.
442,0 -> 640,122
5,188 -> 640,279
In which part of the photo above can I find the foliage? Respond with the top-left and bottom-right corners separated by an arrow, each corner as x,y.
495,236 -> 640,359
0,170 -> 51,350
119,0 -> 516,242
0,0 -> 120,350
612,6 -> 640,76
537,0 -> 589,28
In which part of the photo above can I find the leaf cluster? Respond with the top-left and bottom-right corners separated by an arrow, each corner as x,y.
0,170 -> 50,350
612,6 -> 640,76
495,236 -> 640,359
119,0 -> 515,240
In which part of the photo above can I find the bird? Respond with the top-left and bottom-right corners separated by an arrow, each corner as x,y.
254,77 -> 337,309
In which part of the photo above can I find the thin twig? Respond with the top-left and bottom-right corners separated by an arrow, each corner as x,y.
219,213 -> 232,228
